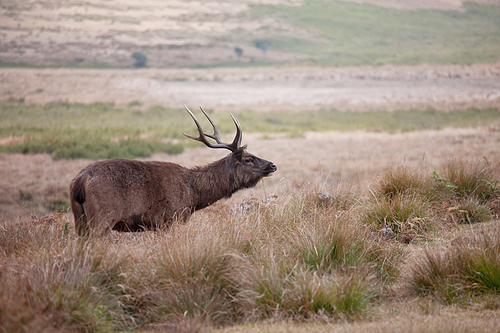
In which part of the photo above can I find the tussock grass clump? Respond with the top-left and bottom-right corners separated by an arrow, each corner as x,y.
296,221 -> 366,271
437,157 -> 500,202
0,237 -> 135,332
288,268 -> 378,320
237,258 -> 292,320
292,211 -> 403,279
410,228 -> 500,303
115,215 -> 252,330
446,197 -> 492,225
375,165 -> 436,201
290,203 -> 362,273
367,166 -> 438,240
362,194 -> 432,236
153,233 -> 242,326
237,261 -> 379,322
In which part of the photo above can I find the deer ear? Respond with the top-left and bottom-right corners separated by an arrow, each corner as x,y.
231,146 -> 247,162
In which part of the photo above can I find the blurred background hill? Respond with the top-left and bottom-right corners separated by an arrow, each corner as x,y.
1,0 -> 500,68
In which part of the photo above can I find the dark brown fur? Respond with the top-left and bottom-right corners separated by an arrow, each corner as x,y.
70,146 -> 276,235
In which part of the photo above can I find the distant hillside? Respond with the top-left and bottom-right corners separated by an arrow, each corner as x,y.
0,0 -> 499,68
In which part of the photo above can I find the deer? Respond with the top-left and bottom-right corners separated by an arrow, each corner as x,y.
69,105 -> 277,236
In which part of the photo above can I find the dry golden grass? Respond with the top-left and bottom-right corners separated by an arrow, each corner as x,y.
1,127 -> 500,332
3,127 -> 499,219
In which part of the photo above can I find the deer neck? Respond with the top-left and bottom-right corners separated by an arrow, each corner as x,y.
188,156 -> 238,211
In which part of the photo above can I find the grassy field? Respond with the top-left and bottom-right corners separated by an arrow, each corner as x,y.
243,1 -> 500,67
1,156 -> 499,332
2,1 -> 500,331
1,101 -> 500,332
1,101 -> 500,159
1,99 -> 500,332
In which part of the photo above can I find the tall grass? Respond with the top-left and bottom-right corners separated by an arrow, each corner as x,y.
363,158 -> 500,241
410,228 -> 500,303
0,226 -> 135,332
439,157 -> 500,202
0,185 -> 405,331
1,158 -> 498,331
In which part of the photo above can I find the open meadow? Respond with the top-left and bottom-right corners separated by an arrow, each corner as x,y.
2,0 -> 500,332
1,96 -> 500,332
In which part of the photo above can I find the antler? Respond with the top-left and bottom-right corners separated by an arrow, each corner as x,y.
183,105 -> 242,152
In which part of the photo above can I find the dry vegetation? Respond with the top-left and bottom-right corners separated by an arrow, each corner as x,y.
1,127 -> 500,332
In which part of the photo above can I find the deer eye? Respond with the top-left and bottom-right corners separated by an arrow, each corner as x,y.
244,157 -> 254,164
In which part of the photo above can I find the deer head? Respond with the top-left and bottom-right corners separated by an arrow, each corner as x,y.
183,105 -> 277,183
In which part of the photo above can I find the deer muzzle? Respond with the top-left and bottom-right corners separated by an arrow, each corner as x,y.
264,163 -> 277,177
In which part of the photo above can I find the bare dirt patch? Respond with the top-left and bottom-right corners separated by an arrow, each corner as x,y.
2,64 -> 500,111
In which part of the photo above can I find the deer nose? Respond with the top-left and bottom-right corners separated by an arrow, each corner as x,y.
270,163 -> 277,171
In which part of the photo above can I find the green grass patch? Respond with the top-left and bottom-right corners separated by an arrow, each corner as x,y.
1,101 -> 500,159
240,1 -> 500,66
236,107 -> 500,133
0,102 -> 190,160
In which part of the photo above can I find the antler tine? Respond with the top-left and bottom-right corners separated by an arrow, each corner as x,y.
198,106 -> 222,143
230,113 -> 242,149
182,104 -> 212,146
183,104 -> 239,152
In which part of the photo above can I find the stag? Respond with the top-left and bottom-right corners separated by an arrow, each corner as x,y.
69,105 -> 277,236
